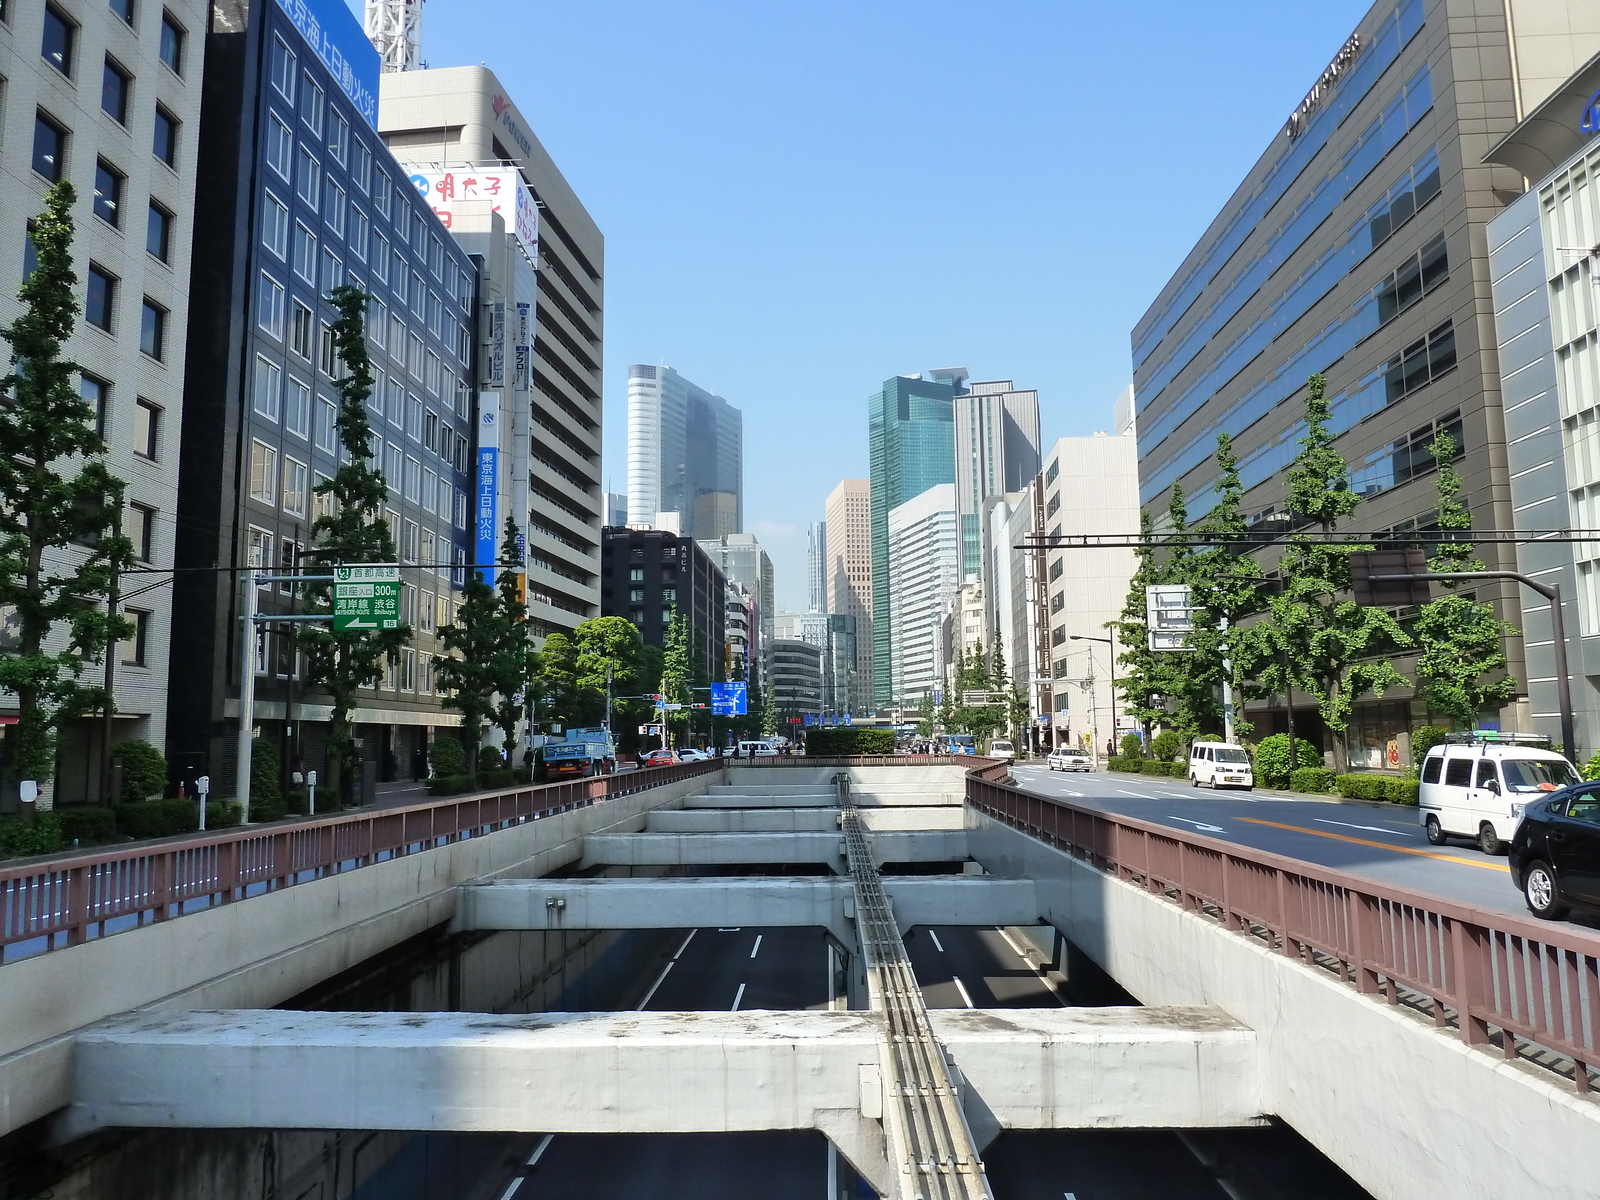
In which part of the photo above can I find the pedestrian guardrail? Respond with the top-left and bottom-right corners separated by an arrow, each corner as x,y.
0,760 -> 721,963
967,772 -> 1600,1093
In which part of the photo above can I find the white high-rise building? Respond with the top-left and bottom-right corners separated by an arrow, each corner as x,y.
701,532 -> 774,683
886,484 -> 958,707
806,522 -> 825,613
954,380 -> 1041,582
628,364 -> 742,540
825,479 -> 874,713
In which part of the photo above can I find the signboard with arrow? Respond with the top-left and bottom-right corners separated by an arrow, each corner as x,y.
333,565 -> 401,631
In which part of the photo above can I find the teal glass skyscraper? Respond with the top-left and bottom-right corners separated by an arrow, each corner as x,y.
869,371 -> 962,708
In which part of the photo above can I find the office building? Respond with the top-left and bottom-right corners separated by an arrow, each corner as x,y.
1131,0 -> 1600,763
806,522 -> 825,613
954,379 -> 1041,580
700,532 -> 774,679
775,611 -> 856,716
381,65 -> 604,635
168,0 -> 477,793
1487,53 -> 1600,754
725,581 -> 754,683
605,491 -> 628,528
1041,429 -> 1139,753
824,478 -> 874,713
600,526 -> 725,683
628,364 -> 742,540
886,484 -> 959,708
869,371 -> 960,706
987,483 -> 1049,748
0,0 -> 208,802
769,638 -> 823,721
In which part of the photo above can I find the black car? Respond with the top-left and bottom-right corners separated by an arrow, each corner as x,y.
1508,784 -> 1600,919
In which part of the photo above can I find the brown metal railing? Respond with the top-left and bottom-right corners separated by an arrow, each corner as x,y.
967,772 -> 1600,1093
0,760 -> 720,962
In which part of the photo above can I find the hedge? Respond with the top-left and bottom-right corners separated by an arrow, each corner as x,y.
0,812 -> 64,859
1151,731 -> 1183,763
1335,773 -> 1420,805
430,737 -> 466,777
1290,767 -> 1338,794
58,806 -> 119,844
113,739 -> 167,803
805,728 -> 895,756
1107,757 -> 1140,772
111,797 -> 241,838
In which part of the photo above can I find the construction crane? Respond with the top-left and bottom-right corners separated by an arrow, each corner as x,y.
364,0 -> 422,73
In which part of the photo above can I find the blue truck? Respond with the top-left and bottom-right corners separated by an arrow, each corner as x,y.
532,728 -> 617,781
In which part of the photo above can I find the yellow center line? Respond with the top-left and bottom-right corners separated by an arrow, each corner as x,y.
1235,816 -> 1511,873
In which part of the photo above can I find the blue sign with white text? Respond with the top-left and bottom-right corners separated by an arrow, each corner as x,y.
273,0 -> 380,129
476,447 -> 498,585
710,682 -> 747,717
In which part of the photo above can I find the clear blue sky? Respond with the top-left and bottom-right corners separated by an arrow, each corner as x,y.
400,0 -> 1373,608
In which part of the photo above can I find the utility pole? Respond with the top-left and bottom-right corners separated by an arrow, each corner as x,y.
236,570 -> 258,823
604,659 -> 614,738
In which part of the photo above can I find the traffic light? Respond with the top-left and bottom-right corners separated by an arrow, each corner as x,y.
1349,549 -> 1431,607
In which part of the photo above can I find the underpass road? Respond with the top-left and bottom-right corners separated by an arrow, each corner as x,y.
1008,764 -> 1600,932
903,924 -> 1064,1009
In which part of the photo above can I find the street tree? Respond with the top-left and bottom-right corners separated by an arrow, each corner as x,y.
299,286 -> 411,795
433,567 -> 501,783
490,519 -> 531,757
1113,511 -> 1173,739
1238,374 -> 1410,772
1412,431 -> 1517,726
0,182 -> 133,799
574,615 -> 651,731
659,606 -> 692,744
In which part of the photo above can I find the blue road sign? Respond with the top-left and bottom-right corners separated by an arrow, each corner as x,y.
710,681 -> 747,716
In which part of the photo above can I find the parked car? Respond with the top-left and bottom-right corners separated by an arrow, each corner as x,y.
1510,784 -> 1600,919
1189,741 -> 1254,790
1419,733 -> 1579,854
988,739 -> 1017,761
676,748 -> 713,762
640,748 -> 677,767
1047,748 -> 1092,772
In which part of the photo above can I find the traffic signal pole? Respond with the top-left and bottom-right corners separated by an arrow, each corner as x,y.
1373,569 -> 1576,761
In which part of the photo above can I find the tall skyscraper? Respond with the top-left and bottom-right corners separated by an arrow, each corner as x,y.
806,522 -> 826,613
886,484 -> 959,708
380,66 -> 605,637
868,372 -> 960,708
954,380 -> 1041,580
628,364 -> 742,539
825,479 -> 874,714
700,533 -> 774,683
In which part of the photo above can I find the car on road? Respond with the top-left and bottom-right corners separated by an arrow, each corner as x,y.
988,739 -> 1017,761
640,748 -> 677,767
675,748 -> 713,762
737,739 -> 779,757
1046,748 -> 1092,772
1419,734 -> 1579,855
1510,785 -> 1600,919
1189,741 -> 1254,790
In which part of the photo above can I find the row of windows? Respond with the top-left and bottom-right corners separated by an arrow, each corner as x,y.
1348,409 -> 1463,498
80,263 -> 167,356
1373,232 -> 1448,326
34,97 -> 181,184
43,2 -> 184,78
80,375 -> 162,458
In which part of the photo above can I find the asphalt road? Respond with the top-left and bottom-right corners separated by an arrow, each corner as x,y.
1009,763 -> 1592,929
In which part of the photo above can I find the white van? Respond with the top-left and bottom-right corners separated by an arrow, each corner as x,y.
988,739 -> 1016,761
1418,734 -> 1580,853
1189,741 -> 1254,790
736,740 -> 779,758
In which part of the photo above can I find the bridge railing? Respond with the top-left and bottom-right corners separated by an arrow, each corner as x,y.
968,772 -> 1600,1094
0,760 -> 721,963
732,754 -> 1008,770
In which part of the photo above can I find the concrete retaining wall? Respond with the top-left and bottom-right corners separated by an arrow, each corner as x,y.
968,811 -> 1600,1200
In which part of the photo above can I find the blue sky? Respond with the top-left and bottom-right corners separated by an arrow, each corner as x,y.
395,0 -> 1373,608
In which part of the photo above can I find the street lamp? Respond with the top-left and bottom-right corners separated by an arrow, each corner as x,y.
1069,635 -> 1121,755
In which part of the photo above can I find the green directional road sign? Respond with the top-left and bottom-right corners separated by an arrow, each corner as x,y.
333,565 -> 401,631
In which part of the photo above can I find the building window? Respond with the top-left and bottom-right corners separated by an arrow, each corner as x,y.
422,467 -> 438,514
146,203 -> 172,262
1384,321 -> 1457,405
152,106 -> 178,168
326,107 -> 349,167
371,233 -> 389,282
320,247 -> 342,296
314,394 -> 337,453
252,356 -> 281,421
81,374 -> 109,437
282,456 -> 307,516
285,375 -> 310,438
101,59 -> 131,124
129,502 -> 155,563
247,525 -> 273,572
270,35 -> 296,101
320,322 -> 338,376
1050,591 -> 1065,613
1051,625 -> 1066,646
350,207 -> 369,261
293,221 -> 317,284
1045,492 -> 1060,517
139,299 -> 165,359
1375,232 -> 1449,326
290,300 -> 313,359
158,11 -> 184,73
120,610 -> 149,666
33,112 -> 66,181
262,190 -> 289,258
93,161 -> 124,227
630,588 -> 644,603
266,113 -> 293,179
1048,558 -> 1063,581
299,74 -> 324,136
324,179 -> 346,237
110,0 -> 135,25
249,440 -> 277,505
313,473 -> 335,521
257,272 -> 285,339
42,6 -> 75,76
296,147 -> 319,210
399,647 -> 416,691
384,442 -> 402,492
85,265 -> 115,331
133,397 -> 159,458
406,394 -> 422,440
404,455 -> 421,502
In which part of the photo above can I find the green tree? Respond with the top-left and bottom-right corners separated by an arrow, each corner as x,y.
299,287 -> 410,796
0,183 -> 134,798
1183,433 -> 1266,739
659,606 -> 692,745
1113,511 -> 1173,738
574,616 -> 651,732
1412,432 -> 1517,727
434,563 -> 509,785
490,519 -> 531,757
535,631 -> 582,726
914,693 -> 935,739
1238,375 -> 1410,772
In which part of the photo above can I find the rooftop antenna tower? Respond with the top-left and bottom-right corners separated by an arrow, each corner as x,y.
365,0 -> 423,73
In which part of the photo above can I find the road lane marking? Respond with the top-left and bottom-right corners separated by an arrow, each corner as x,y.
998,926 -> 1068,1007
952,975 -> 975,1008
526,1134 -> 554,1167
717,927 -> 742,932
497,1178 -> 524,1199
1164,815 -> 1225,833
1236,817 -> 1511,872
1314,818 -> 1409,837
929,930 -> 945,953
636,929 -> 697,1010
1115,789 -> 1155,798
732,982 -> 746,1010
750,934 -> 762,958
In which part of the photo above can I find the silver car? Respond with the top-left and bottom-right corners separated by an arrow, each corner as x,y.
1047,749 -> 1092,772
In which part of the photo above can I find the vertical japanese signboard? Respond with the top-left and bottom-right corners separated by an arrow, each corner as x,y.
476,394 -> 499,585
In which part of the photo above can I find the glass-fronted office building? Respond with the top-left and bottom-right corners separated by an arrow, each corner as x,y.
169,0 -> 477,792
1132,0 -> 1600,764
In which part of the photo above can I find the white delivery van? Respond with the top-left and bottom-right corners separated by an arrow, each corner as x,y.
988,739 -> 1016,761
737,740 -> 779,757
1189,741 -> 1255,790
1418,733 -> 1579,854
